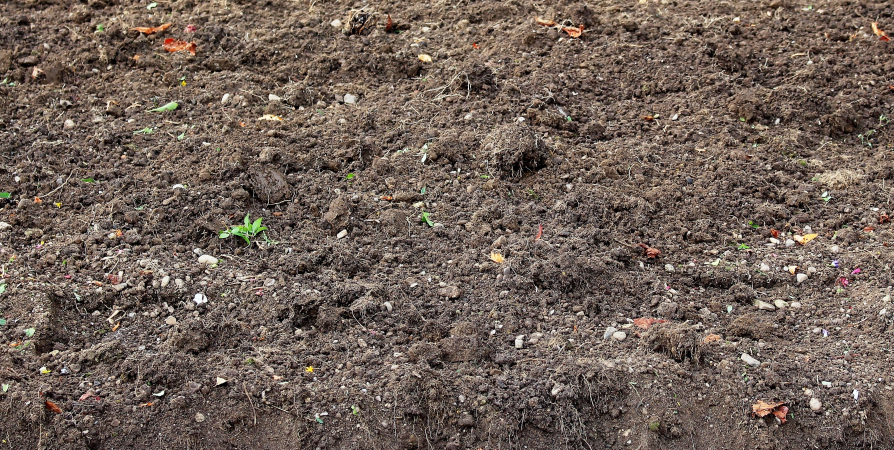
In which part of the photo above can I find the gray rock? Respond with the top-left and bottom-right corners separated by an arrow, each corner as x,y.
603,327 -> 618,340
160,276 -> 171,288
438,286 -> 462,299
810,398 -> 822,412
197,255 -> 218,266
343,93 -> 358,104
63,119 -> 75,130
514,335 -> 525,349
195,412 -> 205,423
611,331 -> 627,342
740,353 -> 761,368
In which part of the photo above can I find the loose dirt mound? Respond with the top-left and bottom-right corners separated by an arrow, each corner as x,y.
1,0 -> 893,449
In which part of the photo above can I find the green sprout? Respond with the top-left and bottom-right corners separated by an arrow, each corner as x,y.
24,328 -> 35,338
648,421 -> 660,432
133,127 -> 154,135
81,178 -> 95,183
149,101 -> 178,112
821,191 -> 832,202
219,214 -> 270,245
0,192 -> 10,199
420,211 -> 434,227
0,78 -> 16,87
351,405 -> 360,415
747,220 -> 759,229
95,24 -> 105,32
177,132 -> 186,140
737,243 -> 750,250
345,173 -> 355,181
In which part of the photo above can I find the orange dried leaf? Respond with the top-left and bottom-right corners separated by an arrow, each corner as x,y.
562,25 -> 584,38
863,226 -> 874,232
703,334 -> 721,343
879,214 -> 890,224
132,23 -> 172,35
380,196 -> 393,201
773,405 -> 790,423
643,115 -> 655,121
163,38 -> 197,55
534,17 -> 556,27
489,252 -> 505,264
9,340 -> 21,347
871,22 -> 890,41
385,14 -> 394,33
793,233 -> 817,245
34,197 -> 42,203
633,318 -> 666,330
788,266 -> 797,275
752,400 -> 785,418
45,400 -> 62,414
535,223 -> 543,240
770,229 -> 780,238
111,322 -> 120,332
31,67 -> 45,79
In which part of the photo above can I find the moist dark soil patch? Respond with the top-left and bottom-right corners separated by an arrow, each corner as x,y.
1,0 -> 894,448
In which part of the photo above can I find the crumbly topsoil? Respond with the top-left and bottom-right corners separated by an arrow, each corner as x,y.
1,0 -> 893,448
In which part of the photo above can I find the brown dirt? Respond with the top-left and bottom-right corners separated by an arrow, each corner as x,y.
1,0 -> 894,448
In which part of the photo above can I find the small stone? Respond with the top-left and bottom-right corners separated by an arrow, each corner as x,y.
883,294 -> 891,303
165,316 -> 177,326
63,119 -> 75,130
796,273 -> 809,283
754,300 -> 775,311
174,278 -> 185,289
773,299 -> 788,309
830,245 -> 840,253
438,286 -> 462,299
785,239 -> 795,247
336,229 -> 348,239
611,331 -> 627,342
790,302 -> 801,308
193,293 -> 208,305
160,276 -> 171,288
112,283 -> 127,292
268,93 -> 281,102
343,93 -> 357,104
812,327 -> 822,334
769,238 -> 780,245
810,398 -> 822,412
383,301 -> 393,312
514,335 -> 525,349
330,19 -> 342,28
807,266 -> 817,274
221,93 -> 230,104
603,327 -> 618,340
197,255 -> 218,266
740,353 -> 761,368
195,413 -> 205,423
664,264 -> 675,273
0,222 -> 10,230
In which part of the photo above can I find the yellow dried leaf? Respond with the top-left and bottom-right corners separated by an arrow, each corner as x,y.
258,114 -> 283,121
794,233 -> 818,245
489,252 -> 505,264
418,54 -> 432,63
788,266 -> 797,275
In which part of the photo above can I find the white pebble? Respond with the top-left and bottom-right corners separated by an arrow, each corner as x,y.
611,331 -> 627,342
830,245 -> 840,253
63,119 -> 75,130
268,93 -> 281,102
810,398 -> 822,412
664,264 -> 674,273
740,353 -> 761,368
796,273 -> 809,283
514,335 -> 525,349
769,238 -> 780,245
221,93 -> 230,104
330,19 -> 342,28
383,301 -> 393,312
193,293 -> 208,305
165,316 -> 178,326
343,93 -> 358,104
197,255 -> 218,266
603,327 -> 617,340
785,239 -> 795,247
336,229 -> 348,239
759,263 -> 770,272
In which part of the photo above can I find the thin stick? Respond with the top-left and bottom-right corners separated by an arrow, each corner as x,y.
243,384 -> 257,425
40,171 -> 73,198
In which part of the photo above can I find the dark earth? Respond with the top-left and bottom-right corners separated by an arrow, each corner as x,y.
1,0 -> 894,448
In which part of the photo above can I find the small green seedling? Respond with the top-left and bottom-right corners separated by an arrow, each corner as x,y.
2,384 -> 9,392
420,186 -> 427,195
219,214 -> 269,245
133,127 -> 154,135
747,220 -> 759,229
0,192 -> 10,199
149,101 -> 178,112
737,243 -> 750,250
81,178 -> 95,183
24,328 -> 35,338
177,131 -> 186,140
821,191 -> 832,202
648,421 -> 660,432
351,405 -> 360,415
420,211 -> 434,227
0,282 -> 6,295
95,24 -> 105,32
726,305 -> 733,314
345,173 -> 355,181
0,78 -> 16,87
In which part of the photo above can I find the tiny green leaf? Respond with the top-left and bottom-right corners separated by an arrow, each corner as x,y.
345,173 -> 355,180
147,2 -> 158,9
2,384 -> 9,392
177,132 -> 185,140
95,24 -> 105,32
315,417 -> 324,424
133,127 -> 154,135
0,319 -> 6,326
0,192 -> 11,199
24,328 -> 35,338
81,178 -> 95,183
0,283 -> 6,295
726,305 -> 733,314
149,101 -> 178,112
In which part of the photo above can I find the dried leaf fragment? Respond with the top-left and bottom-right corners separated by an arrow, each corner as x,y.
871,22 -> 890,41
752,401 -> 789,423
45,400 -> 62,414
793,233 -> 817,245
131,23 -> 172,35
562,25 -> 584,38
637,243 -> 660,258
489,252 -> 505,264
418,54 -> 432,63
534,17 -> 556,27
703,334 -> 721,344
633,317 -> 666,330
163,38 -> 197,55
258,114 -> 283,121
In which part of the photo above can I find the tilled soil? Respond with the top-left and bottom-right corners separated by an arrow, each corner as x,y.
1,0 -> 894,448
